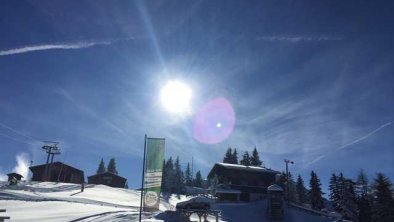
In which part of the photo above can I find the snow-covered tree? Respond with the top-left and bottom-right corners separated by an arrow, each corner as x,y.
240,151 -> 251,166
371,173 -> 394,222
250,147 -> 262,166
107,158 -> 118,175
309,171 -> 324,210
96,158 -> 106,174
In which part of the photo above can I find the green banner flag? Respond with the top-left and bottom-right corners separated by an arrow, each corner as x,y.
143,137 -> 165,211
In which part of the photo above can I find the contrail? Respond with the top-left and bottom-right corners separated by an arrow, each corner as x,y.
337,121 -> 393,151
307,121 -> 393,166
0,122 -> 40,142
0,38 -> 130,56
256,36 -> 343,43
0,132 -> 36,145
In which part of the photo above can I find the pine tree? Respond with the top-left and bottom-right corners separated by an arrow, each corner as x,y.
371,173 -> 394,222
341,178 -> 359,221
309,171 -> 324,210
161,160 -> 166,191
288,172 -> 297,202
174,157 -> 185,194
185,162 -> 193,186
356,169 -> 369,197
96,158 -> 106,174
163,157 -> 175,192
209,174 -> 219,193
329,173 -> 341,212
223,148 -> 233,163
231,148 -> 238,164
107,157 -> 118,175
356,170 -> 372,222
194,171 -> 203,188
240,151 -> 251,166
250,147 -> 262,166
337,173 -> 345,210
296,174 -> 308,203
278,171 -> 287,191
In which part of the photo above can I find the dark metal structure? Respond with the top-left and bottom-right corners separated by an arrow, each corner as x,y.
29,161 -> 84,184
41,141 -> 61,181
87,172 -> 127,188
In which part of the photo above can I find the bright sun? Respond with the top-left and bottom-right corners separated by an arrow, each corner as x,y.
160,80 -> 192,114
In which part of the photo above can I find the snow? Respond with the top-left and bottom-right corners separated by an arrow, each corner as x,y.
216,163 -> 280,174
267,184 -> 284,192
0,181 -> 339,222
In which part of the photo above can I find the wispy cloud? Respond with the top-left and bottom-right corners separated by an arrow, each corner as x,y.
308,121 -> 393,166
256,35 -> 343,43
0,38 -> 131,56
54,88 -> 127,137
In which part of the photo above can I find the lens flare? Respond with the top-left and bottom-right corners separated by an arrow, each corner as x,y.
193,97 -> 236,144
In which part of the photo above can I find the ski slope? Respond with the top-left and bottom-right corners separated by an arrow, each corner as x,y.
0,182 -> 338,222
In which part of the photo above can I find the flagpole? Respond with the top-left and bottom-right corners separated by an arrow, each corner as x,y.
139,134 -> 147,222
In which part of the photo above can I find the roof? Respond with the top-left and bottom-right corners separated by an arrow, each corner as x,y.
29,161 -> 84,173
215,188 -> 242,194
268,184 -> 284,192
7,172 -> 23,178
87,172 -> 127,180
213,162 -> 280,174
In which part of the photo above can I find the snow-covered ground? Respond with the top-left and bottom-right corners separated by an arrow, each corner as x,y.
0,182 -> 339,222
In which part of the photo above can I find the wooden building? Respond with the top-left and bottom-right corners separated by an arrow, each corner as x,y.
87,172 -> 127,188
7,173 -> 23,182
29,161 -> 84,184
207,163 -> 280,202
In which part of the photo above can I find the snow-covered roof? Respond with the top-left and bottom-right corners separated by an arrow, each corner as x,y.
267,184 -> 283,192
215,188 -> 242,194
215,162 -> 280,174
7,172 -> 23,178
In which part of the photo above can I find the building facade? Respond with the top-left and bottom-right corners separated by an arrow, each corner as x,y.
87,172 -> 127,188
207,163 -> 280,202
29,162 -> 85,184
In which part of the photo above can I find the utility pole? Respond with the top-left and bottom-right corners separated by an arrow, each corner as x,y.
284,159 -> 294,201
42,141 -> 61,181
191,156 -> 194,180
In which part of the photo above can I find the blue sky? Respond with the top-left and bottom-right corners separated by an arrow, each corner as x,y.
0,0 -> 393,192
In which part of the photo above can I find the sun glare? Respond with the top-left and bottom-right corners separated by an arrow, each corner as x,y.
160,80 -> 192,115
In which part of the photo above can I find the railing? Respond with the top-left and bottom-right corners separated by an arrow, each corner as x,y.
0,209 -> 10,222
287,202 -> 341,219
176,209 -> 221,222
